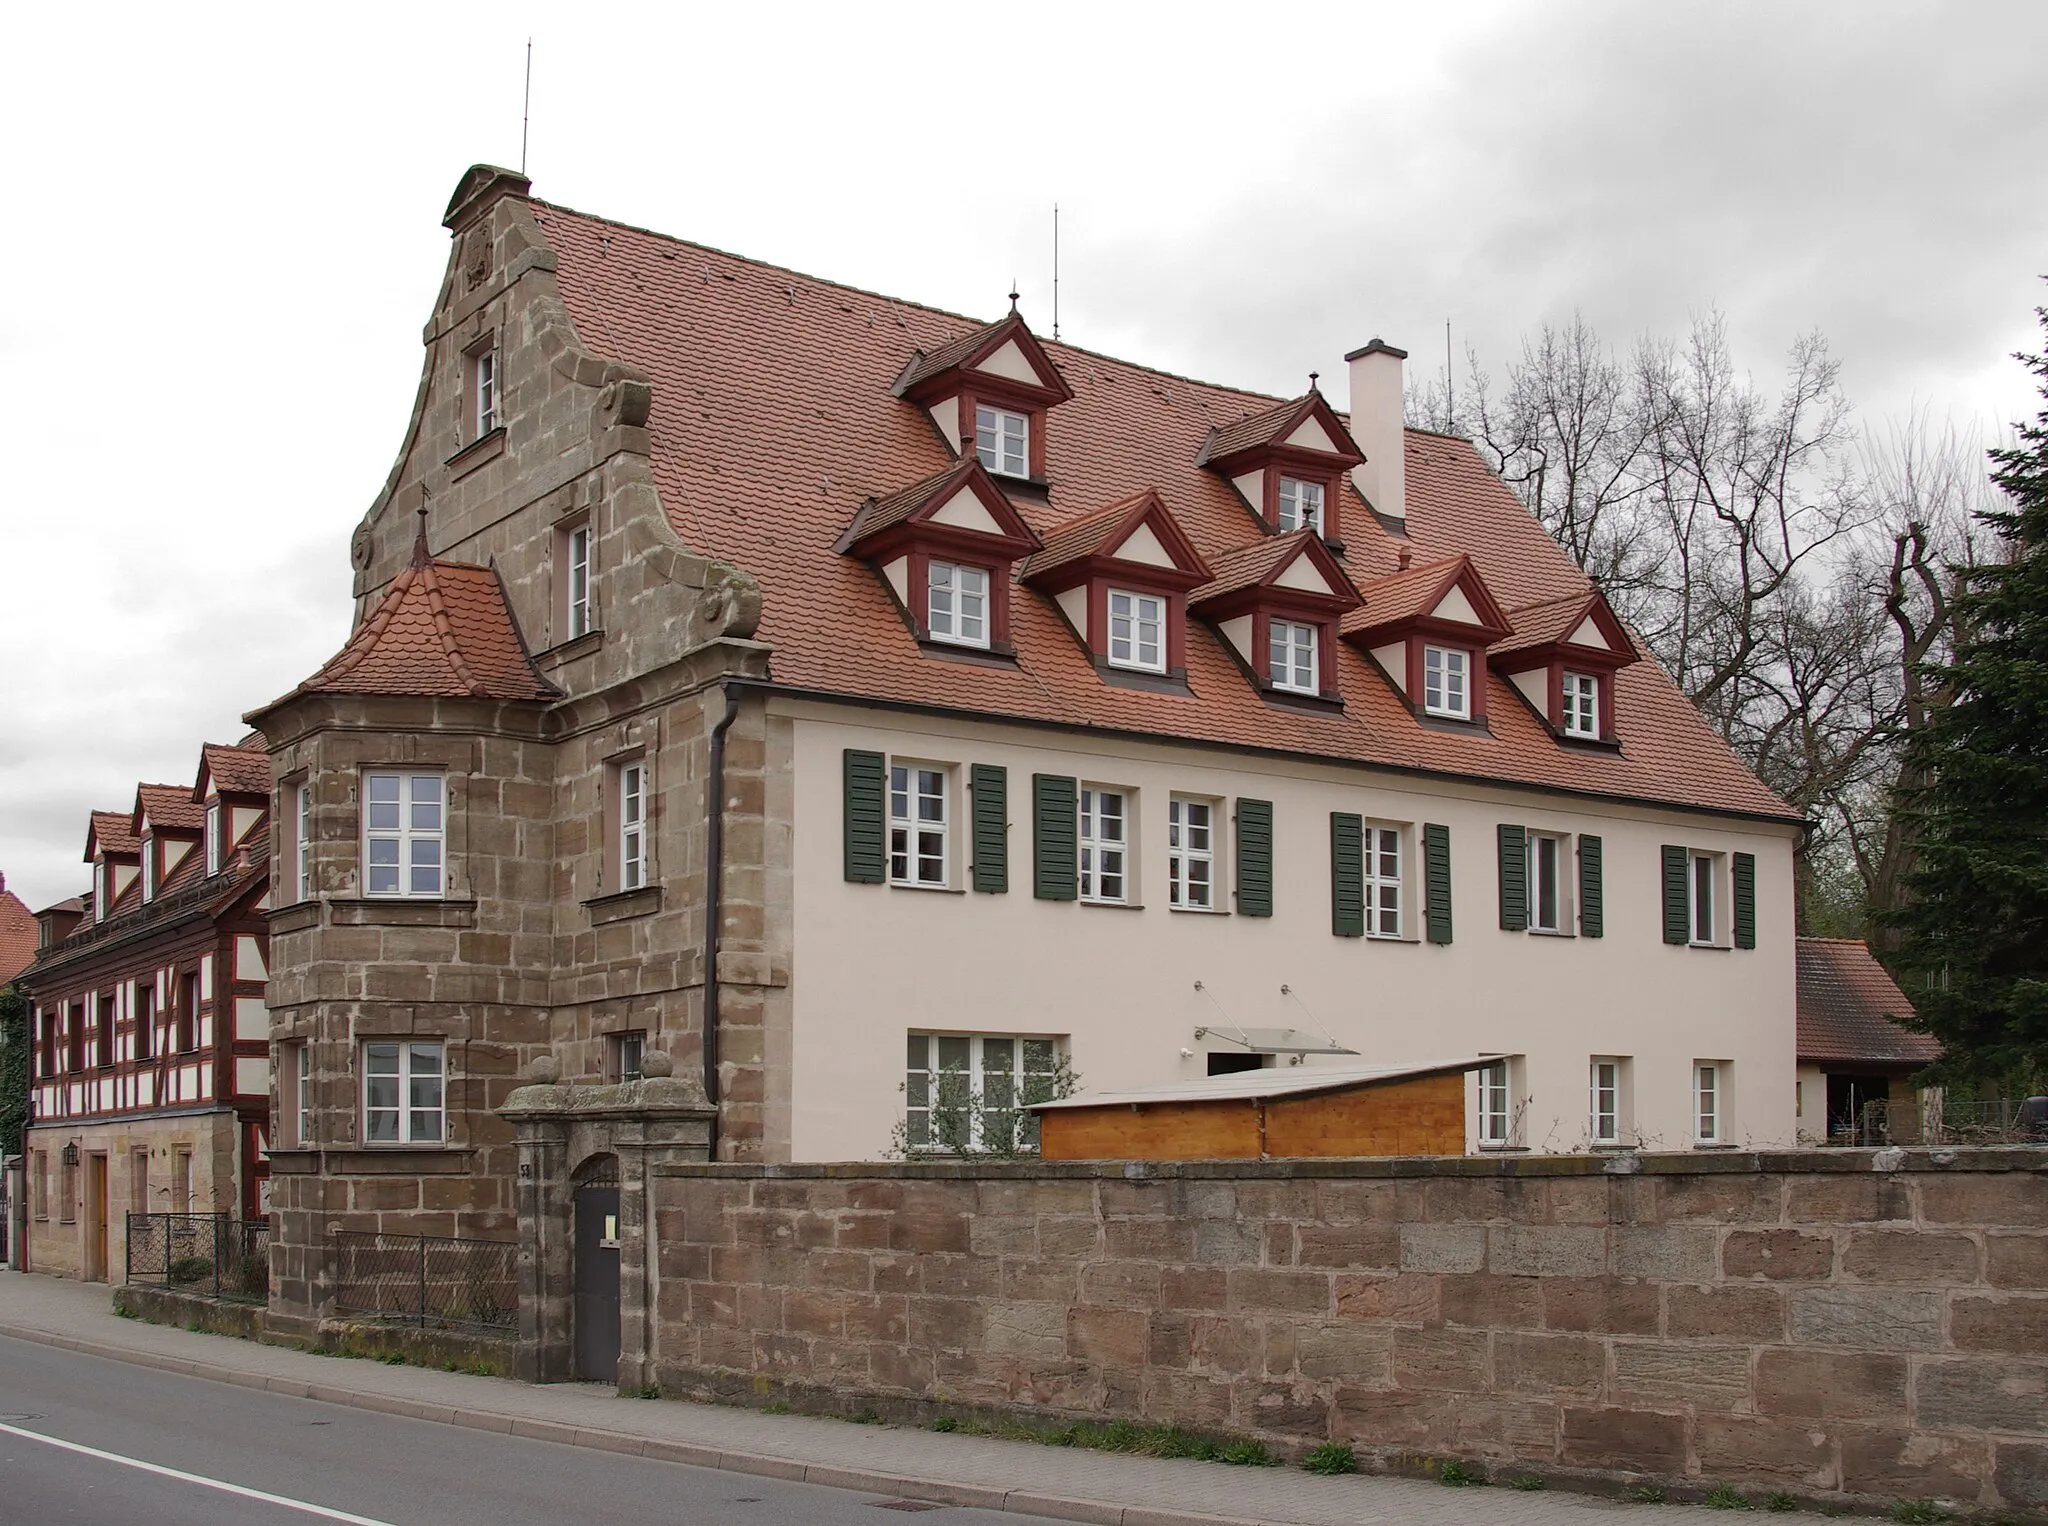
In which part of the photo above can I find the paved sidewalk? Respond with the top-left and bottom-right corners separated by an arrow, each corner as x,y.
0,1270 -> 1657,1526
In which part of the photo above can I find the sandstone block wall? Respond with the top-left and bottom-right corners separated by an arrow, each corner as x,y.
651,1151 -> 2048,1516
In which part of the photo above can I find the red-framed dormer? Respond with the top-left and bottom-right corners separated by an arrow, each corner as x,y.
131,784 -> 206,907
1197,389 -> 1365,547
1021,491 -> 1213,684
1490,590 -> 1639,743
83,811 -> 140,925
891,311 -> 1074,484
837,459 -> 1041,657
195,742 -> 273,878
1343,554 -> 1513,724
1190,530 -> 1361,704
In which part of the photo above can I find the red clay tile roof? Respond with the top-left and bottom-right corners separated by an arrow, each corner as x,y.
894,318 -> 1011,393
199,741 -> 270,798
1190,530 -> 1350,606
87,811 -> 139,859
291,550 -> 557,703
1345,557 -> 1468,631
528,199 -> 1796,822
1200,392 -> 1362,465
0,874 -> 36,985
136,784 -> 205,834
1024,492 -> 1211,585
1795,938 -> 1941,1067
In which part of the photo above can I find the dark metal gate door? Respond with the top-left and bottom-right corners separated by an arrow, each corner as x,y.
573,1180 -> 622,1382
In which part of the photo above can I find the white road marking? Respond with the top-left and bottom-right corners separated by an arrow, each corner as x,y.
0,1419 -> 402,1525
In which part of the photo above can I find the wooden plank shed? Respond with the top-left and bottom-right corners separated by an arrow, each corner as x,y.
1032,1057 -> 1493,1161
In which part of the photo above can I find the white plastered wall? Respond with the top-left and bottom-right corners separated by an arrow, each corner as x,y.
779,700 -> 1799,1162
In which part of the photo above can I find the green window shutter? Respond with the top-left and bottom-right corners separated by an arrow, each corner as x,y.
1578,834 -> 1604,939
1497,824 -> 1528,932
1235,798 -> 1273,917
970,764 -> 1008,894
1330,812 -> 1364,938
843,749 -> 886,884
1661,845 -> 1689,945
1733,852 -> 1757,949
1032,774 -> 1078,901
1423,823 -> 1453,945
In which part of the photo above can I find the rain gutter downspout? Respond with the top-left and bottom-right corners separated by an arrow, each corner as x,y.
702,682 -> 743,1159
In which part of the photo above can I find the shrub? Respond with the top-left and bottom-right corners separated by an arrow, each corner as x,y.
1438,1459 -> 1485,1487
1304,1442 -> 1356,1476
1512,1475 -> 1547,1491
1891,1503 -> 1947,1526
1218,1441 -> 1271,1468
1705,1485 -> 1751,1509
1763,1493 -> 1798,1513
928,1417 -> 959,1433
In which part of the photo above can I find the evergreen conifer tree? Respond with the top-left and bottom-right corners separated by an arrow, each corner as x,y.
1890,302 -> 2048,1086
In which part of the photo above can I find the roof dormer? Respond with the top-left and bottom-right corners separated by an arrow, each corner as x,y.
1343,554 -> 1512,724
892,311 -> 1073,484
1198,390 -> 1364,547
1022,491 -> 1213,684
195,741 -> 271,876
1190,530 -> 1361,704
840,459 -> 1042,658
84,810 -> 140,923
131,784 -> 205,905
1490,590 -> 1639,744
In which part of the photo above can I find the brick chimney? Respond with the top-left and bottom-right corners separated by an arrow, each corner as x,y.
1346,339 -> 1408,527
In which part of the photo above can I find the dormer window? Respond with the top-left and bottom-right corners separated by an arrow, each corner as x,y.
1270,621 -> 1320,694
927,561 -> 990,648
1562,673 -> 1600,738
473,348 -> 498,437
975,405 -> 1029,478
1423,645 -> 1471,719
93,861 -> 107,923
1277,477 -> 1324,535
204,801 -> 222,876
1107,590 -> 1166,673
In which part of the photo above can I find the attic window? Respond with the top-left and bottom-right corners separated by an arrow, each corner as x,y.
1269,621 -> 1319,694
205,801 -> 222,877
1277,477 -> 1324,535
975,405 -> 1029,478
1423,645 -> 1470,719
1562,673 -> 1600,738
141,834 -> 157,903
1107,590 -> 1166,673
473,348 -> 498,437
927,562 -> 990,648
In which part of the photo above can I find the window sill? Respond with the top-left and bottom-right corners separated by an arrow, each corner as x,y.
1476,1144 -> 1530,1155
329,898 -> 477,928
446,426 -> 506,479
268,900 -> 320,935
1168,904 -> 1227,915
1081,899 -> 1144,911
889,881 -> 963,895
1691,1142 -> 1738,1151
537,628 -> 604,669
584,885 -> 663,925
319,1146 -> 475,1176
1365,933 -> 1417,945
1686,941 -> 1732,952
1527,927 -> 1577,939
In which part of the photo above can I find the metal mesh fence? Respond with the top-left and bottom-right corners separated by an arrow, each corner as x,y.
125,1213 -> 270,1302
330,1230 -> 518,1333
1852,1096 -> 2048,1147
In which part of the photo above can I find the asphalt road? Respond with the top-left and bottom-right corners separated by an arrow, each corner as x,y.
0,1335 -> 1059,1526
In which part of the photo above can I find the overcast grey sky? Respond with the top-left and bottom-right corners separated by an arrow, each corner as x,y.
2,0 -> 2043,910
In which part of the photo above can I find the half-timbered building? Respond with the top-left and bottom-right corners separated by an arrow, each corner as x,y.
18,740 -> 272,1280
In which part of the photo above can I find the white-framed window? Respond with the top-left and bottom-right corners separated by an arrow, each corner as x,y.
141,835 -> 157,903
905,1032 -> 1061,1152
1562,672 -> 1600,738
363,771 -> 445,898
974,404 -> 1029,478
1423,645 -> 1470,718
927,561 -> 989,648
473,349 -> 498,437
1107,589 -> 1166,673
1364,823 -> 1402,938
362,1039 -> 445,1145
205,801 -> 222,877
93,861 -> 106,923
295,782 -> 313,902
566,523 -> 593,640
1694,1061 -> 1723,1144
1527,832 -> 1567,933
1690,852 -> 1717,945
1079,788 -> 1129,903
1277,476 -> 1324,534
1590,1058 -> 1623,1146
295,1042 -> 313,1147
1167,796 -> 1216,910
618,762 -> 648,892
889,764 -> 948,887
1478,1061 -> 1512,1147
1269,619 -> 1319,694
609,1030 -> 647,1084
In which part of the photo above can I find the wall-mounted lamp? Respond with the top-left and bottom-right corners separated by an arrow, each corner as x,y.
61,1142 -> 80,1167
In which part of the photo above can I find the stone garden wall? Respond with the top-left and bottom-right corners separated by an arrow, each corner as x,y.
649,1149 -> 2048,1516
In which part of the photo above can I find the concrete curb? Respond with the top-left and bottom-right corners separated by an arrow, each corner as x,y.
0,1319 -> 1271,1526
